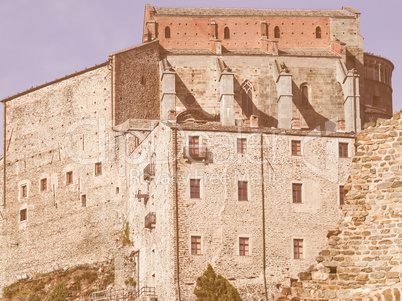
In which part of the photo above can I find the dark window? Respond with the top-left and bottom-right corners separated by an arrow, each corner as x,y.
239,237 -> 249,256
224,26 -> 230,39
191,236 -> 201,254
316,26 -> 322,39
237,138 -> 247,154
274,26 -> 280,38
292,183 -> 302,203
20,209 -> 27,222
242,81 -> 253,117
339,186 -> 345,205
238,181 -> 248,201
116,187 -> 120,194
95,162 -> 102,176
66,171 -> 73,185
294,239 -> 303,259
291,140 -> 301,156
190,179 -> 200,198
339,143 -> 348,158
301,85 -> 309,105
40,178 -> 47,192
81,195 -> 87,207
21,185 -> 27,198
165,26 -> 171,39
189,136 -> 199,157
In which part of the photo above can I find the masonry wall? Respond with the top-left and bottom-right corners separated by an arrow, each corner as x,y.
0,66 -> 126,288
113,41 -> 160,126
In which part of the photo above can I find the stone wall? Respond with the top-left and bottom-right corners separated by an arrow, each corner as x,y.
276,113 -> 402,300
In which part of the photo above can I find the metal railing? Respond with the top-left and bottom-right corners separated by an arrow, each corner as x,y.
183,146 -> 211,162
92,287 -> 156,301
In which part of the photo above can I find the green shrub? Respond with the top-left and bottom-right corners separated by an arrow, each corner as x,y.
3,281 -> 21,300
121,222 -> 133,246
124,277 -> 136,287
28,294 -> 41,301
49,284 -> 71,301
194,264 -> 242,301
82,271 -> 97,284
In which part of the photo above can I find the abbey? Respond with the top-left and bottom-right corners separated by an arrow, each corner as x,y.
0,5 -> 394,300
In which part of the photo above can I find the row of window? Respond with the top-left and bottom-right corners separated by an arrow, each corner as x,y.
191,236 -> 304,259
19,162 -> 103,198
164,26 -> 322,39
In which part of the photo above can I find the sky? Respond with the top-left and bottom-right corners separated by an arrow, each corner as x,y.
0,0 -> 400,155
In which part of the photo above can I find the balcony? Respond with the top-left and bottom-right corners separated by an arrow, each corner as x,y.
145,212 -> 156,229
143,163 -> 155,181
183,146 -> 212,163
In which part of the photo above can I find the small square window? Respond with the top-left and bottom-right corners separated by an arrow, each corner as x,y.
95,162 -> 102,176
191,236 -> 201,255
294,239 -> 303,259
339,143 -> 348,158
190,179 -> 200,198
40,178 -> 47,192
21,185 -> 27,198
66,171 -> 73,185
339,185 -> 345,205
239,237 -> 249,256
20,209 -> 27,222
238,181 -> 248,201
237,138 -> 247,154
291,140 -> 301,156
81,195 -> 87,207
292,183 -> 302,203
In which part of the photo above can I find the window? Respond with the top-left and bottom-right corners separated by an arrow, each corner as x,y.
95,162 -> 102,176
301,85 -> 309,106
20,209 -> 27,222
191,236 -> 201,254
292,183 -> 302,203
242,81 -> 253,117
339,185 -> 345,205
165,26 -> 171,39
294,239 -> 303,259
339,143 -> 348,158
66,171 -> 73,185
274,26 -> 280,38
237,138 -> 247,154
291,140 -> 301,156
189,136 -> 199,157
40,178 -> 47,192
238,181 -> 248,201
224,26 -> 230,39
316,26 -> 321,39
239,237 -> 249,256
190,179 -> 200,198
81,195 -> 87,207
21,185 -> 27,198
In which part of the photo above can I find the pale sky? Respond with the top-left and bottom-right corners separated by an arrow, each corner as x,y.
0,0 -> 400,154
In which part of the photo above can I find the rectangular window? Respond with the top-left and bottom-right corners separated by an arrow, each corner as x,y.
239,237 -> 249,256
21,185 -> 27,198
95,162 -> 102,176
66,171 -> 73,185
40,178 -> 47,192
191,236 -> 201,255
291,140 -> 301,156
339,185 -> 345,205
20,209 -> 27,222
292,183 -> 302,203
237,138 -> 247,154
294,239 -> 303,259
81,195 -> 87,207
190,179 -> 200,198
339,143 -> 348,158
238,181 -> 248,201
189,136 -> 199,157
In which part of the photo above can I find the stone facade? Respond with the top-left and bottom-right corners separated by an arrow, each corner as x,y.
0,4 -> 396,301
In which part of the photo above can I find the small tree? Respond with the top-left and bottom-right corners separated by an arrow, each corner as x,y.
194,264 -> 241,301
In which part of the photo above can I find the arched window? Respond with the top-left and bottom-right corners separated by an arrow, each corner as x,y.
316,26 -> 321,39
301,85 -> 309,106
224,27 -> 230,39
274,26 -> 280,38
242,81 -> 253,117
165,26 -> 171,39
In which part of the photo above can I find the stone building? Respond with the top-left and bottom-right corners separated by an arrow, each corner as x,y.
0,4 -> 394,300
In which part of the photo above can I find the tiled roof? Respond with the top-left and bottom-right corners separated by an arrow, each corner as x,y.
154,6 -> 355,18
